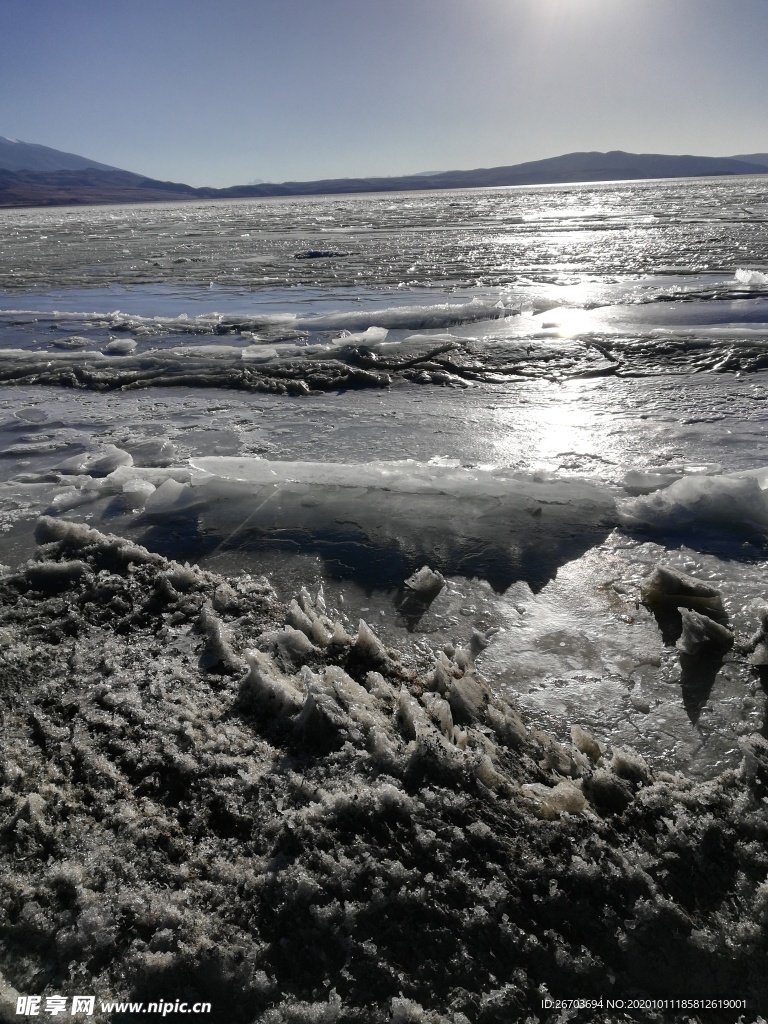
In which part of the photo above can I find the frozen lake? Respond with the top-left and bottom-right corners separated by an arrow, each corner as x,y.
2,178 -> 768,777
3,178 -> 768,1021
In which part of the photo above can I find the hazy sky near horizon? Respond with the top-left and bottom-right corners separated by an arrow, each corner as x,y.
2,0 -> 767,187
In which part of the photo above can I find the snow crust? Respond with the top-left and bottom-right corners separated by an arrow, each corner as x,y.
0,521 -> 766,1021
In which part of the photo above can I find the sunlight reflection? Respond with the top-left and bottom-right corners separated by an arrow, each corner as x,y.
538,306 -> 598,337
490,381 -> 621,477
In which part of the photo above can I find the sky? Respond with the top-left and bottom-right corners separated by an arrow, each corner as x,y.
1,0 -> 767,187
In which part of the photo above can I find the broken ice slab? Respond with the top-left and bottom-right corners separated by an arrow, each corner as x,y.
49,456 -> 617,592
748,609 -> 768,666
103,338 -> 138,355
621,463 -> 723,496
404,565 -> 446,599
133,456 -> 618,592
640,564 -> 725,616
397,565 -> 448,631
675,608 -> 734,658
55,444 -> 133,478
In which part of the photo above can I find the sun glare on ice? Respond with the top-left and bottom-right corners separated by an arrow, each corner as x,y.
490,383 -> 616,475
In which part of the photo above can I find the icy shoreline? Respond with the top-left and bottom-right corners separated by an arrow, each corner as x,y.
1,519 -> 766,1023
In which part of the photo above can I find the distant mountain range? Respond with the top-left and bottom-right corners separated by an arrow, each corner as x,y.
733,153 -> 768,166
0,135 -> 121,174
1,135 -> 767,208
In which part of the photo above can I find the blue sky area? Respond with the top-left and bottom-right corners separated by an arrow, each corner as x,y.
2,0 -> 767,186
